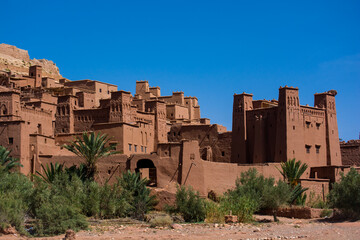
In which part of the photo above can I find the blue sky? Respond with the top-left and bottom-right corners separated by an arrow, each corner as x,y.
2,0 -> 359,140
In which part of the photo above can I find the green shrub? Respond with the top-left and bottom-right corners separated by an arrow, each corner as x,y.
307,192 -> 327,209
33,194 -> 88,236
118,171 -> 157,220
204,200 -> 224,223
168,185 -> 205,222
149,215 -> 173,228
320,209 -> 333,218
30,174 -> 88,236
0,171 -> 33,234
229,169 -> 292,222
220,194 -> 258,222
328,168 -> 360,218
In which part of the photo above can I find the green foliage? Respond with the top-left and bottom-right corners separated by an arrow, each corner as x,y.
63,132 -> 119,180
0,145 -> 23,172
220,194 -> 258,222
149,215 -> 173,228
230,168 -> 292,222
204,200 -> 225,223
277,159 -> 309,205
168,185 -> 206,222
35,162 -> 65,183
278,158 -> 308,187
118,171 -> 157,220
290,184 -> 308,205
307,192 -> 327,209
328,168 -> 360,217
320,209 -> 333,218
33,194 -> 88,236
0,171 -> 33,234
29,174 -> 88,236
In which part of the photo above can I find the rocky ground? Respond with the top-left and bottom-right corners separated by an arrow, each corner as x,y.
1,215 -> 359,240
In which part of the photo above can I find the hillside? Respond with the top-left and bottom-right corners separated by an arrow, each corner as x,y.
0,43 -> 62,80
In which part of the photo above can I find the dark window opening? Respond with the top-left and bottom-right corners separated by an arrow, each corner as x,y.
306,121 -> 311,128
316,145 -> 320,154
134,145 -> 137,152
306,145 -> 311,153
8,137 -> 13,144
222,151 -> 225,156
129,144 -> 132,151
99,88 -> 102,93
293,126 -> 295,130
316,123 -> 321,130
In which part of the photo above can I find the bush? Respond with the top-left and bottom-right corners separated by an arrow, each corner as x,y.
204,200 -> 224,223
30,174 -> 88,236
307,192 -> 327,209
229,169 -> 292,222
328,168 -> 360,218
33,195 -> 88,236
220,194 -> 258,222
168,185 -> 206,222
0,171 -> 33,234
149,215 -> 173,228
118,171 -> 157,220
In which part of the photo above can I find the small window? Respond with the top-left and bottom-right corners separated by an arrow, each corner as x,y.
8,137 -> 13,144
99,88 -> 102,93
128,144 -> 132,151
144,147 -> 147,153
305,145 -> 311,153
293,126 -> 295,130
316,145 -> 320,154
316,123 -> 321,130
107,90 -> 110,94
134,145 -> 137,152
306,121 -> 311,128
141,146 -> 144,152
221,151 -> 225,156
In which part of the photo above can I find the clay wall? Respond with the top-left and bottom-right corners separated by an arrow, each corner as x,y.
76,92 -> 96,108
246,107 -> 277,164
301,106 -> 327,167
299,179 -> 329,201
166,104 -> 189,120
40,154 -> 129,185
41,77 -> 63,88
341,140 -> 360,166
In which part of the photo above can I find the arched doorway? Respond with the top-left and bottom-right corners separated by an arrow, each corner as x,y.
136,159 -> 157,187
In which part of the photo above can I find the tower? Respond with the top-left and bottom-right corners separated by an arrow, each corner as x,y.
29,65 -> 42,88
314,90 -> 341,166
231,93 -> 253,163
275,86 -> 304,163
145,100 -> 167,150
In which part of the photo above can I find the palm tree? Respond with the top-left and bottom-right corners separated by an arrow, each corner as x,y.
278,158 -> 308,188
277,158 -> 309,205
35,162 -> 65,183
63,131 -> 119,180
0,145 -> 22,172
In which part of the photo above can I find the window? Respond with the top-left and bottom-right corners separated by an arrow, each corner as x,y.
128,144 -> 132,151
316,123 -> 321,130
293,126 -> 296,130
134,145 -> 137,152
107,90 -> 110,94
316,145 -> 320,154
221,151 -> 225,156
8,137 -> 13,144
305,145 -> 311,154
141,146 -> 144,152
99,88 -> 102,93
306,121 -> 311,128
144,147 -> 147,153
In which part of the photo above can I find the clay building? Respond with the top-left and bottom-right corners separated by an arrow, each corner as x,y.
231,87 -> 341,169
1,61 -> 358,201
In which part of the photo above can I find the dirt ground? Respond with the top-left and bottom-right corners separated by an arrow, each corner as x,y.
2,215 -> 360,240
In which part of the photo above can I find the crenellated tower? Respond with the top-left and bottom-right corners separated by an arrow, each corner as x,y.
231,93 -> 253,163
